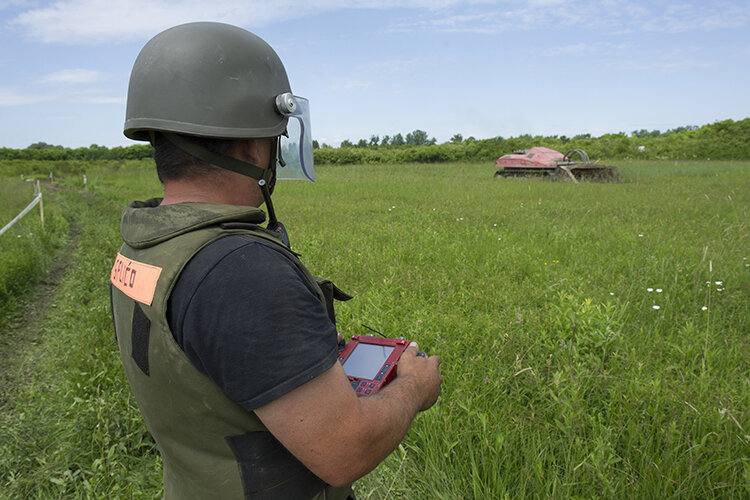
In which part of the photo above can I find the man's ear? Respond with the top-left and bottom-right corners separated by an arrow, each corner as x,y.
235,138 -> 272,167
234,139 -> 254,162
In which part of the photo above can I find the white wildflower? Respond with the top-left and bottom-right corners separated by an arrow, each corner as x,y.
702,306 -> 708,311
647,288 -> 654,292
652,305 -> 660,310
656,288 -> 662,293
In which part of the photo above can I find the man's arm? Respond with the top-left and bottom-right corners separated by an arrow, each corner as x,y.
255,343 -> 442,487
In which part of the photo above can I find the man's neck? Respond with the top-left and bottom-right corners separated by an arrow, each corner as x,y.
160,175 -> 263,207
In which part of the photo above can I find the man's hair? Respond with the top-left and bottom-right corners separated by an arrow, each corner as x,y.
153,133 -> 237,183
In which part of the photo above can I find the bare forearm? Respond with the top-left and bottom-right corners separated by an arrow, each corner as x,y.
320,350 -> 442,485
338,375 -> 425,481
256,351 -> 441,487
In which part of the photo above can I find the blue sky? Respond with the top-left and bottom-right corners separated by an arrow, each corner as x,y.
0,0 -> 748,148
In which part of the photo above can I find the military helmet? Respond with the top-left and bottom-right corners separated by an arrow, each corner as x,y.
124,22 -> 292,141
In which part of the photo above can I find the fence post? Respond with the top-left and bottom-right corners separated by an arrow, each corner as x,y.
37,180 -> 44,231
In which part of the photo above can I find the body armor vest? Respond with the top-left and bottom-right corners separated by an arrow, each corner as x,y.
110,199 -> 353,499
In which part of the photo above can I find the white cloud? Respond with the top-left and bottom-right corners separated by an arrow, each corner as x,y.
529,0 -> 568,4
7,0 -> 537,43
364,58 -> 423,76
70,95 -> 125,104
41,68 -> 104,84
543,41 -> 631,57
8,0 -> 750,44
0,84 -> 120,107
328,78 -> 373,91
0,88 -> 54,106
614,48 -> 715,72
0,0 -> 31,10
639,2 -> 750,33
10,0 -> 290,43
626,58 -> 714,72
391,0 -> 750,35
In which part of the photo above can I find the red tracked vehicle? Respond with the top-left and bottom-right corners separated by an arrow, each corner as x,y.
494,147 -> 618,182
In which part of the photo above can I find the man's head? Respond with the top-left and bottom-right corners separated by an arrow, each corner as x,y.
124,22 -> 315,223
125,22 -> 292,144
154,134 -> 274,207
125,22 -> 314,187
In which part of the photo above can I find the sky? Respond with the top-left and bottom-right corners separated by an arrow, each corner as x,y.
0,0 -> 748,149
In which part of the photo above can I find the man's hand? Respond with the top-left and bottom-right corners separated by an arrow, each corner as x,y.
255,342 -> 443,487
394,342 -> 442,411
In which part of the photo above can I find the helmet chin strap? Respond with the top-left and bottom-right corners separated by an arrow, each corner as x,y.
162,133 -> 291,246
259,137 -> 280,226
260,137 -> 291,246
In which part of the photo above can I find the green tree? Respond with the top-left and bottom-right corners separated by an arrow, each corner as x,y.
631,129 -> 661,138
405,129 -> 434,146
391,133 -> 405,146
27,142 -> 63,150
450,133 -> 463,144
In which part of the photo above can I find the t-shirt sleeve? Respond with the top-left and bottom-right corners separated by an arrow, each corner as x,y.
168,235 -> 339,410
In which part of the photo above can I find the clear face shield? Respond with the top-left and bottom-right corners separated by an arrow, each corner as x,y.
275,94 -> 315,182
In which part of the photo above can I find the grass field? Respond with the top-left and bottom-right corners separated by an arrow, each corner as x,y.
0,159 -> 748,498
0,177 -> 67,330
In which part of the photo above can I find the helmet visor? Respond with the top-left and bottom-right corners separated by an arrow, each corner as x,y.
277,96 -> 315,182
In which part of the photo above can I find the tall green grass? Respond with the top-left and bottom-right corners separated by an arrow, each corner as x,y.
0,160 -> 748,498
0,177 -> 68,328
280,160 -> 750,497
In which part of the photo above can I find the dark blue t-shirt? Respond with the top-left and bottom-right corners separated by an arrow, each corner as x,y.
167,235 -> 338,410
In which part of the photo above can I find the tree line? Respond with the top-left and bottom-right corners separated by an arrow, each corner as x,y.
1,118 -> 748,165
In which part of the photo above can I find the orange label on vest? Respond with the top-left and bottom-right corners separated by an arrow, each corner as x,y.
110,253 -> 162,306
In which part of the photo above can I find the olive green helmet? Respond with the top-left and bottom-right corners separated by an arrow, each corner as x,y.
124,22 -> 292,141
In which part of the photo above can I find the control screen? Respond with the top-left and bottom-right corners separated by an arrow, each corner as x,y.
342,343 -> 395,379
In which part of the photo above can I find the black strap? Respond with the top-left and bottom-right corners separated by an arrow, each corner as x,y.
131,303 -> 151,376
109,284 -> 118,342
163,133 -> 273,183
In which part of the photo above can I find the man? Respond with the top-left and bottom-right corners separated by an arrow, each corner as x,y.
110,22 -> 442,499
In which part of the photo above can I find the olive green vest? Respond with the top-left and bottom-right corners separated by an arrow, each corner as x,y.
110,199 -> 353,500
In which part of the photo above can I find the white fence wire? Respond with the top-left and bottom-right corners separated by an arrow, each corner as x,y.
0,180 -> 44,237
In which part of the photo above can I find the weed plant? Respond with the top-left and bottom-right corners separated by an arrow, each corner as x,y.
0,160 -> 748,498
0,177 -> 68,329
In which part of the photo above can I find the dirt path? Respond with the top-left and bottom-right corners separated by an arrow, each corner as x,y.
0,186 -> 79,405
